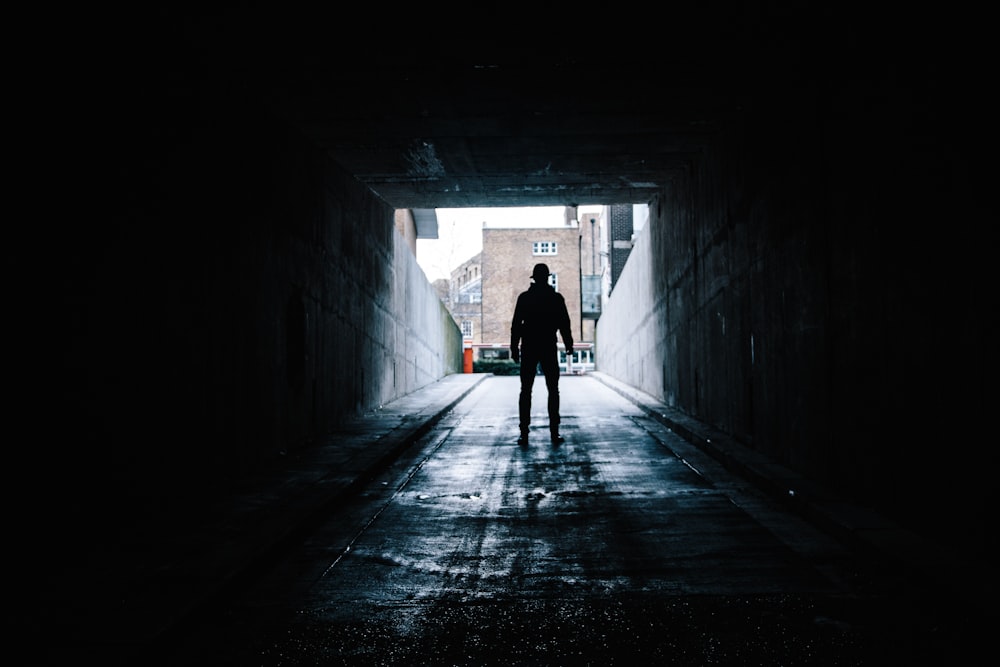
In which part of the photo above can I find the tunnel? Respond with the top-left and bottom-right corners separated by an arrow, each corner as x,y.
39,5 -> 991,661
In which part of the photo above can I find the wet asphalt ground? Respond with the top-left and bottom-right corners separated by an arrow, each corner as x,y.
37,373 -> 987,665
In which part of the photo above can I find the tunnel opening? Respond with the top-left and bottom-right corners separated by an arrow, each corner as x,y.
413,204 -> 648,368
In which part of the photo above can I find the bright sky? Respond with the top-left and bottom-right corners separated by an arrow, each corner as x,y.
416,206 -> 570,282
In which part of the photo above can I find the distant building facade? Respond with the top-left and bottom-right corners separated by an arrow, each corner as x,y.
578,206 -> 608,343
437,205 -> 622,368
449,253 -> 482,343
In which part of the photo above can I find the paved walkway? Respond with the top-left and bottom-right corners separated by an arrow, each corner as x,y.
36,370 -> 984,661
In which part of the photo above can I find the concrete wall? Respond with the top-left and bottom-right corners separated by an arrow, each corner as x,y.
598,86 -> 992,561
60,92 -> 461,508
595,212 -> 660,398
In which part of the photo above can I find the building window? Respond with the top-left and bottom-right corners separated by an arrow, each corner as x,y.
532,241 -> 557,255
461,320 -> 474,338
549,273 -> 558,291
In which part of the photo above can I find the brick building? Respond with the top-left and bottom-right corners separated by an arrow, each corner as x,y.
481,210 -> 584,348
608,203 -> 635,291
439,205 -> 618,368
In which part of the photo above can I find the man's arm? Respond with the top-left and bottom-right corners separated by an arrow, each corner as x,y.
557,295 -> 573,353
510,295 -> 522,363
560,328 -> 574,354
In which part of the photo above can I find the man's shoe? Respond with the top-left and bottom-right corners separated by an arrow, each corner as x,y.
550,433 -> 565,445
518,434 -> 529,446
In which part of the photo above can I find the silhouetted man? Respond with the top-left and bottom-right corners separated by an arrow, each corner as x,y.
510,263 -> 574,446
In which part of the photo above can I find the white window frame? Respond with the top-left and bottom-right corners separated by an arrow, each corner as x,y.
461,320 -> 474,339
532,241 -> 557,256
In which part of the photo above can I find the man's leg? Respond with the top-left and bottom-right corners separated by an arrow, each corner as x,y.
540,351 -> 562,442
518,352 -> 537,443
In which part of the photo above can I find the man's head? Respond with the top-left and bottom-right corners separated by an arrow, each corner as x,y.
531,263 -> 550,283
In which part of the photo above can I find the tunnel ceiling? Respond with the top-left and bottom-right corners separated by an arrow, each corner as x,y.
154,7 -> 888,211
256,55 -> 732,210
